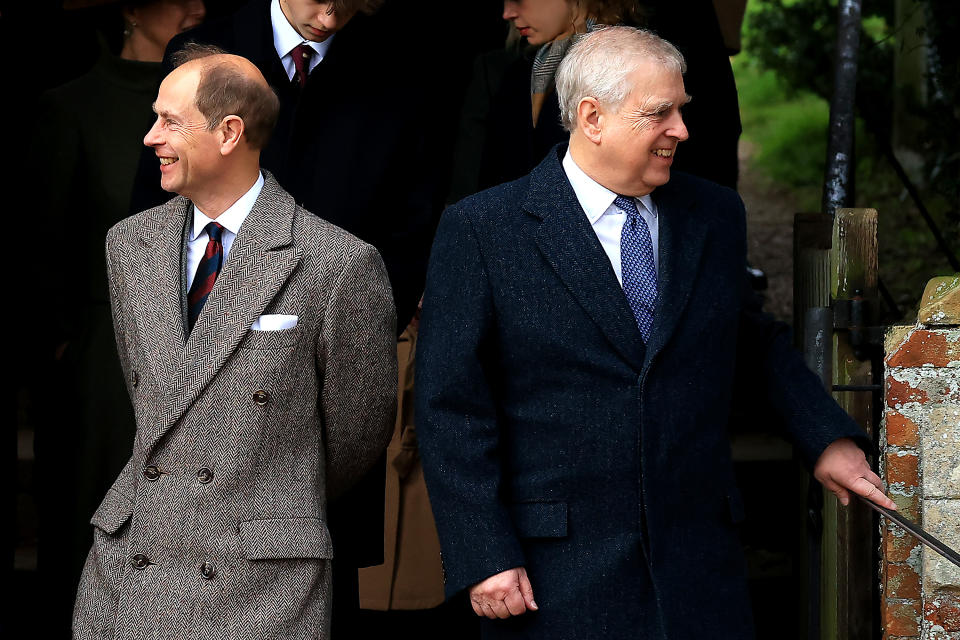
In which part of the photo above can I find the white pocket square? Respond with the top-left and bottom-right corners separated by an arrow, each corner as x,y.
251,314 -> 298,331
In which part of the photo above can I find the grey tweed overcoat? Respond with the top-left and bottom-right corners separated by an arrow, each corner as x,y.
72,173 -> 397,639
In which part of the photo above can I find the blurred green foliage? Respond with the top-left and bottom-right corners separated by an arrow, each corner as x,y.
741,0 -> 957,217
734,0 -> 959,317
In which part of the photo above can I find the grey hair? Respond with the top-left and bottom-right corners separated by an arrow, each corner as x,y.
555,26 -> 686,132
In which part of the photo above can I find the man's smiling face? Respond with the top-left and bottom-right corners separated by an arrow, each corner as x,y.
600,60 -> 690,196
143,65 -> 222,199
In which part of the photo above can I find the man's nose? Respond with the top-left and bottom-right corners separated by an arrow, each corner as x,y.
143,117 -> 162,147
670,114 -> 689,142
502,1 -> 519,20
316,7 -> 343,30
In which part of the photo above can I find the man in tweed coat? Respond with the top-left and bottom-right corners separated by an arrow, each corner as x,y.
73,47 -> 396,638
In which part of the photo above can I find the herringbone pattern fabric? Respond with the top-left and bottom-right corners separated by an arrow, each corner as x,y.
73,174 -> 397,639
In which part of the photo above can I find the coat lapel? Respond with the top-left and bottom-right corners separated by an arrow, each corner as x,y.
131,197 -> 190,388
146,175 -> 303,453
643,176 -> 708,371
528,148 -> 647,373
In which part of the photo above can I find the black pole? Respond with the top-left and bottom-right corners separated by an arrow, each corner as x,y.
822,0 -> 863,216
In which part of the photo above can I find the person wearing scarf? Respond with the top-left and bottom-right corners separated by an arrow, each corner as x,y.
448,1 -> 644,203
449,0 -> 742,203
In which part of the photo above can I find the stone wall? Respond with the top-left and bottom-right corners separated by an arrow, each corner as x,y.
881,275 -> 960,639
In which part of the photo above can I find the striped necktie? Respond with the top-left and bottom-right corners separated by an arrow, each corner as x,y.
187,221 -> 225,333
616,195 -> 658,342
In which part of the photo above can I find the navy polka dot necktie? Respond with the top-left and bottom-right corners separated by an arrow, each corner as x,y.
616,195 -> 658,342
187,221 -> 225,333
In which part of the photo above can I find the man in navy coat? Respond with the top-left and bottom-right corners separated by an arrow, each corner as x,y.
416,27 -> 896,639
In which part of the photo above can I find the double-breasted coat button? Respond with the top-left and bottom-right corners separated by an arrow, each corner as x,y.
131,371 -> 139,388
200,562 -> 216,580
143,465 -> 161,481
130,553 -> 150,570
252,389 -> 270,406
196,467 -> 213,484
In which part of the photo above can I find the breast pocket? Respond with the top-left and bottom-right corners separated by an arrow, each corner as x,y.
236,326 -> 303,351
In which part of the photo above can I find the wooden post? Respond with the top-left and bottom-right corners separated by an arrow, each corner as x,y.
821,208 -> 878,640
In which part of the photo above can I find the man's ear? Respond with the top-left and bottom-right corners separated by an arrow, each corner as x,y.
576,97 -> 603,144
219,115 -> 245,155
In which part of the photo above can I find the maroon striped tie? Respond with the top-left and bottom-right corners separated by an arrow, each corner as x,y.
187,222 -> 225,333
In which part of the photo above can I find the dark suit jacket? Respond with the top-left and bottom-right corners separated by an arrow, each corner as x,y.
131,0 -> 435,331
416,145 -> 867,639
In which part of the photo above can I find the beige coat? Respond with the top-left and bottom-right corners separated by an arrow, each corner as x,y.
358,325 -> 445,610
73,174 -> 397,639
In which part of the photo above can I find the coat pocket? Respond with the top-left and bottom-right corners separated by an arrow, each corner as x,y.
509,501 -> 568,538
237,325 -> 303,350
238,517 -> 334,560
90,488 -> 135,535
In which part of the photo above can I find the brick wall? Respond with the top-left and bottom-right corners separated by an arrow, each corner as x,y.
881,275 -> 960,640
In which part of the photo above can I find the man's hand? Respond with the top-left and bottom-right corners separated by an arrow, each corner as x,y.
469,567 -> 538,619
813,438 -> 897,509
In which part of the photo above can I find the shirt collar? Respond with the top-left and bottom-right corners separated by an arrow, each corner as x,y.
271,0 -> 335,62
562,148 -> 657,223
191,172 -> 264,241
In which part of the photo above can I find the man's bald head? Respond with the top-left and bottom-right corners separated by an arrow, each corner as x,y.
170,43 -> 279,150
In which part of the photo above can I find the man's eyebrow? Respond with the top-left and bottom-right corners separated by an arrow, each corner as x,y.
151,102 -> 175,119
634,98 -> 673,114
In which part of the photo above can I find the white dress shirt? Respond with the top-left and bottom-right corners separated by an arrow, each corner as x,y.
562,149 -> 659,285
186,172 -> 265,291
271,0 -> 335,81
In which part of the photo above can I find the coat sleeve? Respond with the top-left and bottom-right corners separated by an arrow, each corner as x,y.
415,206 -> 527,598
728,193 -> 871,469
319,242 -> 397,500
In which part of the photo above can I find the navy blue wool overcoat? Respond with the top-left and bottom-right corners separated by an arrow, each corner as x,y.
416,145 -> 866,639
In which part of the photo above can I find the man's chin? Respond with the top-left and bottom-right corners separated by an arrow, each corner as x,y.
650,169 -> 672,187
159,173 -> 180,193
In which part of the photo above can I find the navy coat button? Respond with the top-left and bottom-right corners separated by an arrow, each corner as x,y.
143,465 -> 161,481
196,467 -> 213,484
252,389 -> 270,406
130,554 -> 150,570
200,562 -> 216,580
